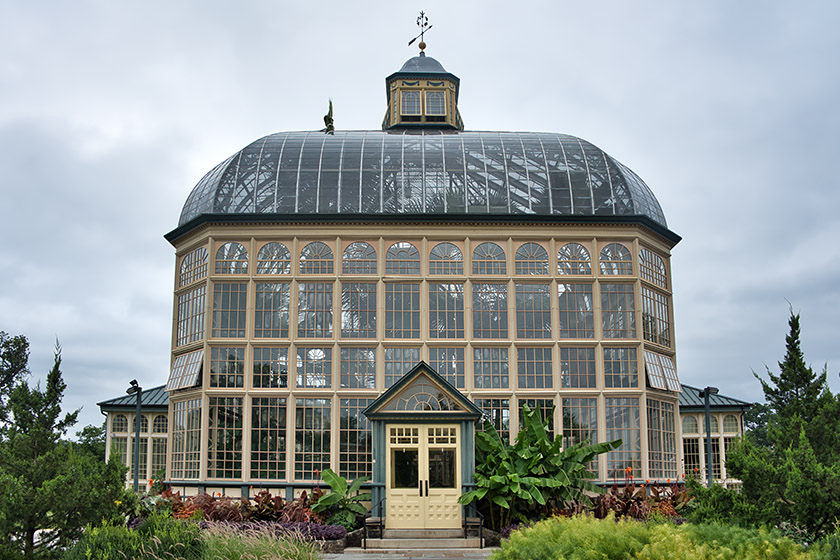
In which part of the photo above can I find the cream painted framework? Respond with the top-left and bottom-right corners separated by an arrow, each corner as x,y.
166,223 -> 680,487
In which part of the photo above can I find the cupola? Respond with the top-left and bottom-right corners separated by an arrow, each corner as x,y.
382,42 -> 463,130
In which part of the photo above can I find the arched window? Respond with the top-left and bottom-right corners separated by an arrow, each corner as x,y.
139,415 -> 148,433
515,243 -> 549,275
682,415 -> 698,434
723,415 -> 739,433
342,242 -> 377,274
599,243 -> 633,275
400,91 -> 421,116
702,416 -> 720,434
639,247 -> 667,288
429,243 -> 463,275
153,415 -> 168,434
215,242 -> 249,275
112,414 -> 128,433
179,247 -> 208,286
386,242 -> 420,275
472,242 -> 507,275
557,243 -> 591,276
299,242 -> 334,274
257,242 -> 291,275
426,91 -> 446,117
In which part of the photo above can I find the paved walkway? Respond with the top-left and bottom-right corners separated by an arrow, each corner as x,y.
324,548 -> 497,560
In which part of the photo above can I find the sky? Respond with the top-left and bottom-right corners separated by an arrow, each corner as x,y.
1,1 -> 839,432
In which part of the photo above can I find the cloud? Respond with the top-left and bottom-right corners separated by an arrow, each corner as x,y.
1,1 -> 839,429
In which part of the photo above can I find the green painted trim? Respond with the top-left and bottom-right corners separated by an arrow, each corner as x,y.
366,413 -> 480,422
364,361 -> 483,420
166,212 -> 680,246
681,406 -> 750,413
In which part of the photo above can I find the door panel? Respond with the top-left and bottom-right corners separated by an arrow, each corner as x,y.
386,424 -> 461,529
386,427 -> 423,528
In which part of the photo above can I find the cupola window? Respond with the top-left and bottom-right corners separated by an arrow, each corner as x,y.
425,91 -> 446,120
400,91 -> 421,119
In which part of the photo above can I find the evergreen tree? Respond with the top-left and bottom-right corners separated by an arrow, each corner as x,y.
726,311 -> 840,540
0,340 -> 126,559
756,312 -> 837,458
0,331 -> 30,426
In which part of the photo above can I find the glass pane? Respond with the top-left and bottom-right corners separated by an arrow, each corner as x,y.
392,449 -> 419,488
428,448 -> 456,488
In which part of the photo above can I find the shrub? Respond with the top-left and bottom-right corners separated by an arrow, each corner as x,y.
684,477 -> 760,527
493,515 -> 811,560
813,525 -> 840,560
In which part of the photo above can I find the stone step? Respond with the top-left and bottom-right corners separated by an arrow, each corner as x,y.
382,528 -> 464,539
364,538 -> 482,549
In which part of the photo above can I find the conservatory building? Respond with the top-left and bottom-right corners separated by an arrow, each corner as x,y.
109,45 -> 688,527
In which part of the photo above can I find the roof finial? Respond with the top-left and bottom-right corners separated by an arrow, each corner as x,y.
407,11 -> 432,54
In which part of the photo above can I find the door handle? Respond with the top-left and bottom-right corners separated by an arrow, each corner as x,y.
425,480 -> 429,496
419,480 -> 423,497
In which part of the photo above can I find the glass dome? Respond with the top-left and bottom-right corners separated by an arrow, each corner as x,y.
178,130 -> 667,228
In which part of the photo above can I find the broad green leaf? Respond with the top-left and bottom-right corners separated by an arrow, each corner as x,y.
320,468 -> 347,494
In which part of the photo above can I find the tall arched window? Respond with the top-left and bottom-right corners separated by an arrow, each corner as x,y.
386,242 -> 420,275
682,415 -> 698,434
639,247 -> 667,288
299,242 -> 334,274
599,243 -> 632,275
472,242 -> 506,275
139,415 -> 149,433
429,243 -> 463,275
257,242 -> 291,275
557,243 -> 591,275
215,242 -> 249,275
112,414 -> 128,433
179,247 -> 208,286
342,242 -> 377,274
153,415 -> 168,433
515,243 -> 549,275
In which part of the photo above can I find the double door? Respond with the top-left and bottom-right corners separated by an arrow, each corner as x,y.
385,424 -> 461,529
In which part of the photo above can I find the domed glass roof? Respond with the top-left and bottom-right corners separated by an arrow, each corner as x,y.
178,130 -> 667,228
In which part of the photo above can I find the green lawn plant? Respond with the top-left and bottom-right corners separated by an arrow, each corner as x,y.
459,404 -> 620,530
311,468 -> 371,530
493,514 -> 812,560
63,513 -> 205,560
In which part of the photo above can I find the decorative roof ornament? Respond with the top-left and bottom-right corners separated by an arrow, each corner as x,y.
323,98 -> 334,135
407,10 -> 433,53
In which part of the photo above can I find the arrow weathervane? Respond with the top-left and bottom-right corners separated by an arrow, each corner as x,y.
408,11 -> 433,49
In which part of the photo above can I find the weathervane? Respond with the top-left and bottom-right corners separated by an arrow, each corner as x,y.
408,11 -> 433,51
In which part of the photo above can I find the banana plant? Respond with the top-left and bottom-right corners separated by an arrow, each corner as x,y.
459,405 -> 621,529
312,469 -> 371,530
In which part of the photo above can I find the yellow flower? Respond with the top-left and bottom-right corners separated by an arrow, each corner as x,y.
114,500 -> 122,506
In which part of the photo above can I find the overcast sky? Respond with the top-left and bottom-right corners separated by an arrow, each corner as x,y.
1,1 -> 838,432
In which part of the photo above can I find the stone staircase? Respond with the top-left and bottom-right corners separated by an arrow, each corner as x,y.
363,528 -> 482,549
